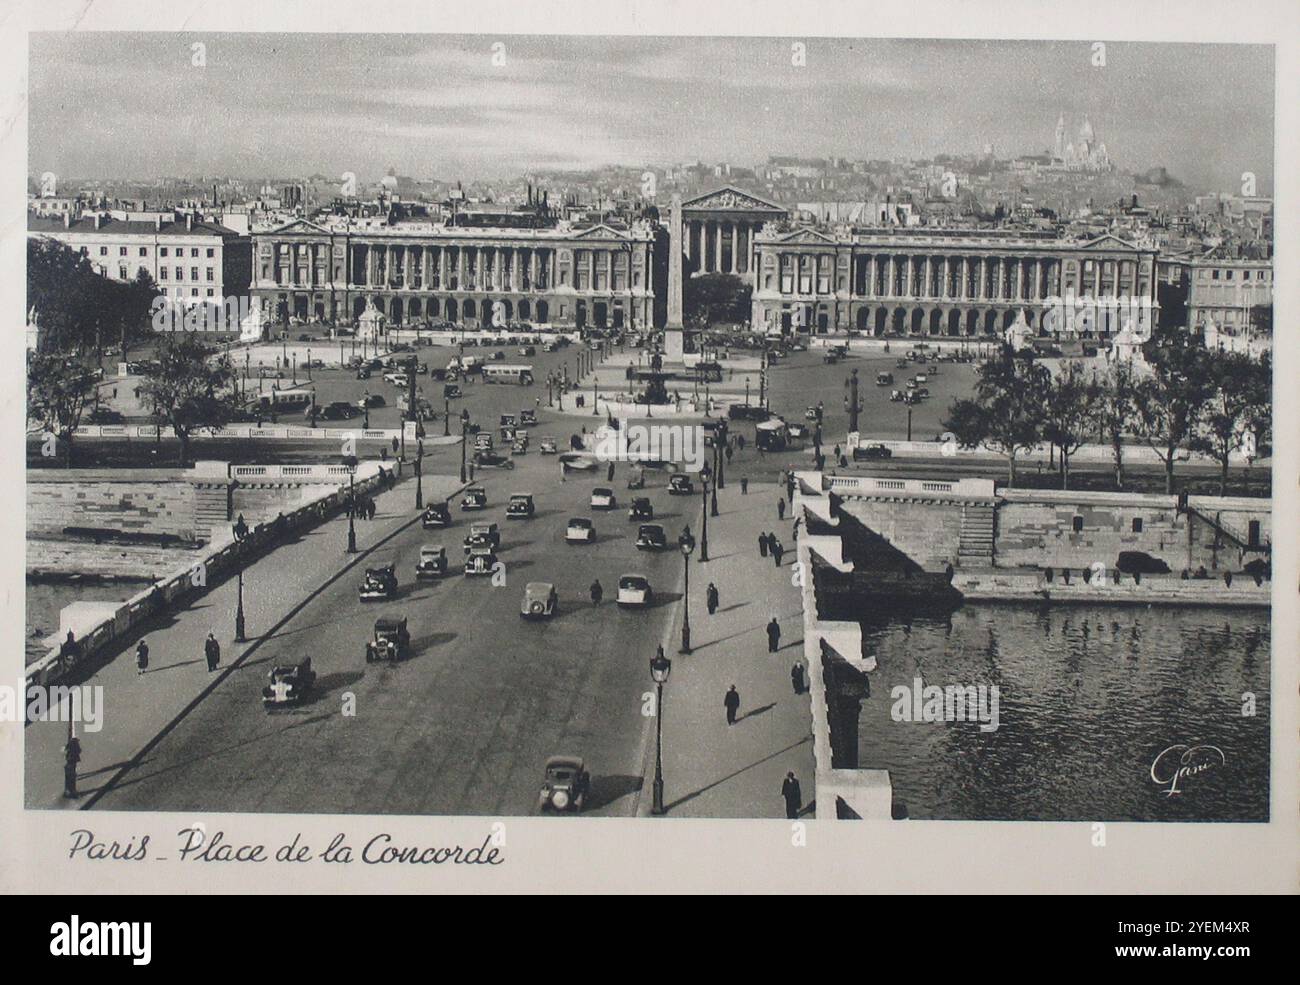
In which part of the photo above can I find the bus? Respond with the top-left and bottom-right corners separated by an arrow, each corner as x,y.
256,387 -> 314,412
482,364 -> 535,385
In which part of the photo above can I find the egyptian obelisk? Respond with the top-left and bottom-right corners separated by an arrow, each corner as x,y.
664,192 -> 685,362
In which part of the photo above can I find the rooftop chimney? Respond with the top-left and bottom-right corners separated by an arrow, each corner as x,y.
63,212 -> 71,228
186,213 -> 193,231
155,215 -> 163,231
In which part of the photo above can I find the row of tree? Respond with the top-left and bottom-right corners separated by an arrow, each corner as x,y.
942,332 -> 1271,495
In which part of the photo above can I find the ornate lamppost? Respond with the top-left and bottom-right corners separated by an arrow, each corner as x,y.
343,455 -> 358,553
649,646 -> 671,816
459,409 -> 470,483
699,463 -> 713,560
678,527 -> 695,654
232,514 -> 249,641
414,438 -> 424,510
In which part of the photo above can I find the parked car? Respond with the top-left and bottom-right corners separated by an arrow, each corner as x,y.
262,659 -> 316,707
506,493 -> 536,519
358,564 -> 398,601
565,517 -> 596,544
854,443 -> 893,460
537,755 -> 590,813
358,393 -> 386,409
520,582 -> 559,620
668,474 -> 695,496
85,407 -> 125,424
414,546 -> 449,580
320,401 -> 360,421
628,497 -> 654,521
365,616 -> 410,662
616,574 -> 653,608
635,524 -> 668,551
460,487 -> 488,511
590,487 -> 617,510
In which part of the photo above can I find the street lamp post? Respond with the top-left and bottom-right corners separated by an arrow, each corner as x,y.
414,438 -> 424,511
649,647 -> 672,816
444,397 -> 450,436
232,514 -> 249,641
459,410 -> 469,483
678,527 -> 695,654
699,464 -> 713,560
343,456 -> 358,553
715,419 -> 726,490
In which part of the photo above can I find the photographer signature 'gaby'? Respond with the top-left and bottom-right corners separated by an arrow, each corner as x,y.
1150,744 -> 1226,797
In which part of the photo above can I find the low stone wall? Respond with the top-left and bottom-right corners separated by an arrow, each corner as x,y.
27,470 -> 198,543
26,541 -> 206,580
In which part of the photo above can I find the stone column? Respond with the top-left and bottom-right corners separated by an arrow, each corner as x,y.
666,193 -> 685,347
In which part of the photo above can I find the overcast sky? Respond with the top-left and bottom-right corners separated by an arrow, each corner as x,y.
28,34 -> 1274,192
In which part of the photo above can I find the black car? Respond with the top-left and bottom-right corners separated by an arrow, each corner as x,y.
628,497 -> 654,521
853,443 -> 893,460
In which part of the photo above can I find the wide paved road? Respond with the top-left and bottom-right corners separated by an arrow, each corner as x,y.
91,439 -> 696,817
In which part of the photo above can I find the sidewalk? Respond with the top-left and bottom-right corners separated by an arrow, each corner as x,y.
644,481 -> 817,819
25,470 -> 464,810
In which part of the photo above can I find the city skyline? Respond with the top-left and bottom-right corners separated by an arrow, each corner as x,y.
29,34 -> 1274,193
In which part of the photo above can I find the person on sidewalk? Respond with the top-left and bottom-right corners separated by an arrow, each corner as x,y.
740,476 -> 748,495
767,616 -> 782,653
724,685 -> 741,726
781,771 -> 803,819
777,496 -> 786,520
792,517 -> 802,541
758,532 -> 769,558
706,582 -> 719,615
607,461 -> 615,482
791,660 -> 805,694
204,632 -> 221,672
63,733 -> 82,799
590,579 -> 603,605
135,639 -> 150,675
771,538 -> 785,568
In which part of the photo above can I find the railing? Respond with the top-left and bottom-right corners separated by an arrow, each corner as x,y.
827,474 -> 995,500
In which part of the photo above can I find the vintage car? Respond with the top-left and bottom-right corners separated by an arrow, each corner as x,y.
359,564 -> 398,601
876,372 -> 894,386
463,521 -> 501,552
854,443 -> 893,460
262,658 -> 316,707
538,755 -> 591,814
520,409 -> 539,426
463,549 -> 499,577
668,474 -> 695,496
915,387 -> 931,400
520,582 -> 559,619
365,615 -> 410,662
626,469 -> 646,490
460,487 -> 488,511
635,524 -> 668,551
895,358 -> 911,369
512,436 -> 529,455
616,574 -> 653,608
590,487 -> 617,510
539,436 -> 558,455
499,414 -> 517,428
414,545 -> 449,579
474,451 -> 516,470
421,502 -> 452,528
558,452 -> 598,471
474,432 -> 495,451
565,517 -> 596,544
804,406 -> 820,420
444,383 -> 462,398
889,389 -> 905,403
628,497 -> 654,521
506,493 -> 536,519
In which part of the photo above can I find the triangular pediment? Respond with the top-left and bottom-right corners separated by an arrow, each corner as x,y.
774,226 -> 837,246
682,186 -> 787,214
269,218 -> 334,236
572,223 -> 630,241
1078,233 -> 1143,252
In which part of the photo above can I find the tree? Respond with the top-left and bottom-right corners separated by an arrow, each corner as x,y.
27,237 -> 97,352
1041,360 -> 1099,490
1132,343 -> 1210,495
1093,359 -> 1139,489
682,272 -> 752,328
942,345 -> 1050,485
27,352 -> 95,467
138,334 -> 238,464
1190,352 -> 1271,495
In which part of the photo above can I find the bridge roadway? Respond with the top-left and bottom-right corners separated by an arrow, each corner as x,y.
90,449 -> 694,817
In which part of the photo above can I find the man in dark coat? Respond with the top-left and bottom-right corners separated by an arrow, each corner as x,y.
135,639 -> 149,675
590,579 -> 603,605
64,734 -> 82,799
791,660 -> 805,694
767,616 -> 782,653
781,771 -> 802,819
777,497 -> 786,520
204,632 -> 221,672
706,582 -> 720,615
724,685 -> 741,726
771,538 -> 784,568
758,532 -> 769,558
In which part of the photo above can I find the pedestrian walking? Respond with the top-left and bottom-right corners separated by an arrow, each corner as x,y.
767,616 -> 782,652
607,461 -> 615,482
724,685 -> 741,726
777,497 -> 786,520
791,660 -> 805,694
368,498 -> 377,521
771,538 -> 784,568
590,579 -> 603,605
63,733 -> 82,799
725,444 -> 733,463
792,517 -> 802,541
740,475 -> 749,495
758,532 -> 769,558
204,632 -> 221,672
706,582 -> 719,615
135,638 -> 149,675
781,771 -> 803,819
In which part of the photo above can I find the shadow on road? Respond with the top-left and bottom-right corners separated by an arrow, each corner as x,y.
585,773 -> 644,811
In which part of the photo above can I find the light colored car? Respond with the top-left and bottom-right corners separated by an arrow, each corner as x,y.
538,756 -> 590,813
616,574 -> 653,608
520,582 -> 559,619
383,372 -> 409,387
565,517 -> 596,544
590,487 -> 616,510
414,545 -> 449,579
539,437 -> 558,455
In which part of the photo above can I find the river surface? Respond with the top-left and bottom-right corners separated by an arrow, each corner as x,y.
856,602 -> 1270,822
25,579 -> 152,665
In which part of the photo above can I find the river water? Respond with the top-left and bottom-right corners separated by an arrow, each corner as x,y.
856,602 -> 1270,822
